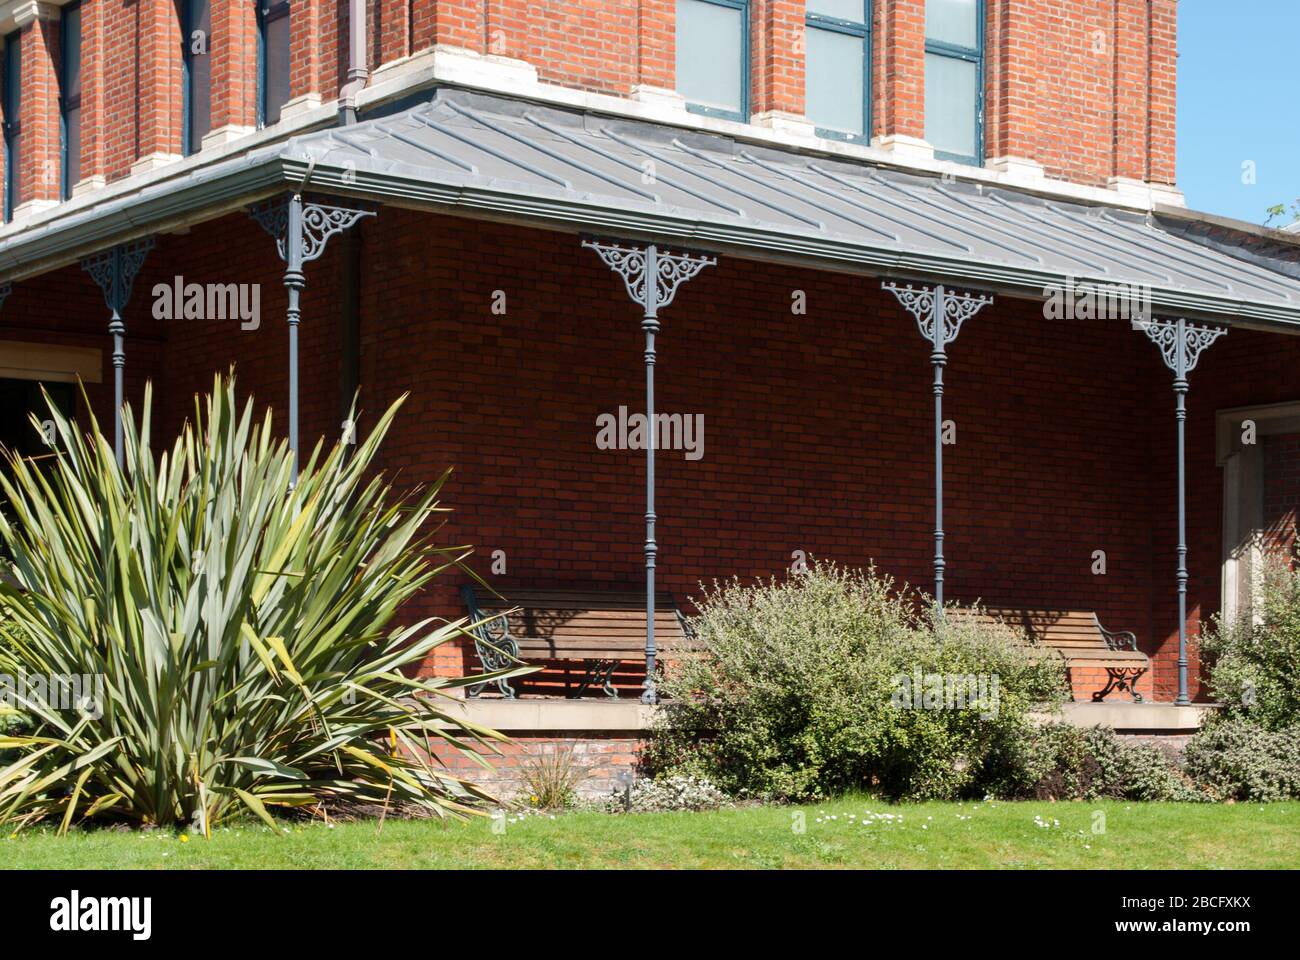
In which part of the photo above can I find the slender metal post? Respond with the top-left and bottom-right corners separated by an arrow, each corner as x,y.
584,238 -> 715,703
642,245 -> 660,695
1140,316 -> 1226,704
883,281 -> 992,611
81,239 -> 154,467
250,194 -> 375,482
930,284 -> 947,606
285,193 -> 305,480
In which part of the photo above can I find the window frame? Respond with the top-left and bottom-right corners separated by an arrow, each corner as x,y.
2,31 -> 20,222
677,0 -> 750,123
256,0 -> 290,128
923,0 -> 985,166
180,0 -> 211,156
59,1 -> 81,200
804,1 -> 871,144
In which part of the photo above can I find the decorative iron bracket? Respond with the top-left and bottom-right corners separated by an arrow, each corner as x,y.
582,238 -> 715,319
1136,317 -> 1227,385
81,238 -> 155,313
883,281 -> 993,352
249,194 -> 375,263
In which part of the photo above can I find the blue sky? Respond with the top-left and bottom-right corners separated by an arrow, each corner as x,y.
1178,1 -> 1300,224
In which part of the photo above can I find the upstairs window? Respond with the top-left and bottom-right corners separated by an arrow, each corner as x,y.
676,0 -> 749,121
924,0 -> 983,164
181,0 -> 211,154
257,0 -> 290,126
60,2 -> 81,199
805,1 -> 870,142
2,31 -> 19,221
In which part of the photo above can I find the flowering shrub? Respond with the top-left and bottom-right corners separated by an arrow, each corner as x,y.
1184,718 -> 1300,802
646,562 -> 1066,802
601,774 -> 730,813
1200,560 -> 1300,731
986,723 -> 1206,802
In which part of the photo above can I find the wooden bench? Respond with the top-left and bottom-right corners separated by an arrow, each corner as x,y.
460,586 -> 691,698
963,608 -> 1150,702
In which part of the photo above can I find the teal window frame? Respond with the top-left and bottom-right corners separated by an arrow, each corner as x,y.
256,0 -> 290,127
2,31 -> 19,222
924,0 -> 984,165
805,2 -> 871,143
59,1 -> 81,200
180,0 -> 211,156
677,0 -> 750,123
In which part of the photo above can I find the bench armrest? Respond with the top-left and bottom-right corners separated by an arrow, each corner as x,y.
1095,617 -> 1138,652
459,584 -> 519,664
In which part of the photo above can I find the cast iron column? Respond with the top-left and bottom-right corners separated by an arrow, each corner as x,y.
251,193 -> 374,482
584,239 -> 715,703
1139,316 -> 1227,704
81,239 -> 155,466
884,281 -> 992,610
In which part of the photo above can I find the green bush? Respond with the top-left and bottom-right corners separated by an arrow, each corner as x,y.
1201,560 -> 1300,731
646,562 -> 1066,802
987,723 -> 1206,802
1184,717 -> 1300,802
0,375 -> 530,832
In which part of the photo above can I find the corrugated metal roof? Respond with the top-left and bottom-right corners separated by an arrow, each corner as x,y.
267,89 -> 1300,329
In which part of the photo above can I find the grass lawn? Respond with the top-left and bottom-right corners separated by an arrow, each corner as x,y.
2,797 -> 1297,869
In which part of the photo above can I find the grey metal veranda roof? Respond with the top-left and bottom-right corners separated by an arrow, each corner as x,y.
6,86 -> 1300,330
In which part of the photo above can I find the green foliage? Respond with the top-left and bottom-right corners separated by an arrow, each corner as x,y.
646,562 -> 1066,801
1265,199 -> 1300,227
987,723 -> 1206,802
0,374 -> 529,832
1201,560 -> 1300,731
1184,717 -> 1300,802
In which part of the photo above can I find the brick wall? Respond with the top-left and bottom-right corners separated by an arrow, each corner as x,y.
10,208 -> 1290,701
0,0 -> 1181,219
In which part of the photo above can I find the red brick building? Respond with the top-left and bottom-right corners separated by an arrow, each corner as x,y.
1,2 -> 1299,784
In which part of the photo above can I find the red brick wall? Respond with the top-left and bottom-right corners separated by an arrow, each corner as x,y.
20,208 -> 1287,702
0,1 -> 1181,210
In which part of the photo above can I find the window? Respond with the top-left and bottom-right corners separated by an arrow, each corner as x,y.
3,32 -> 20,221
924,0 -> 983,164
59,2 -> 81,199
805,1 -> 870,142
676,0 -> 748,121
257,1 -> 290,127
181,0 -> 211,154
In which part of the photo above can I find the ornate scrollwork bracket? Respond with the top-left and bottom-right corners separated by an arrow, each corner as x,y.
582,238 -> 716,317
81,238 -> 155,313
249,194 -> 376,263
1136,316 -> 1227,384
883,280 -> 993,351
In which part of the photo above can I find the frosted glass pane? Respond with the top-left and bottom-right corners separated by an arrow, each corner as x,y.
808,0 -> 865,22
677,0 -> 744,114
926,0 -> 979,49
925,52 -> 977,158
807,27 -> 864,136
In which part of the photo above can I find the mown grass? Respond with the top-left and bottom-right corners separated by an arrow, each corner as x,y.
2,797 -> 1297,870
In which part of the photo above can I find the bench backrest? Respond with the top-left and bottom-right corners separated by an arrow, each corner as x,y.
466,588 -> 688,660
963,608 -> 1106,652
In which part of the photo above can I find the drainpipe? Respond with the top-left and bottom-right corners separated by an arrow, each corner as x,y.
339,0 -> 368,125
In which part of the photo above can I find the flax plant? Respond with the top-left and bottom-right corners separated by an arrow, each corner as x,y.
0,374 -> 527,832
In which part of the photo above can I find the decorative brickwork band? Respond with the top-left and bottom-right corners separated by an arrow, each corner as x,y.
1139,316 -> 1227,704
884,281 -> 993,608
584,238 -> 715,702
